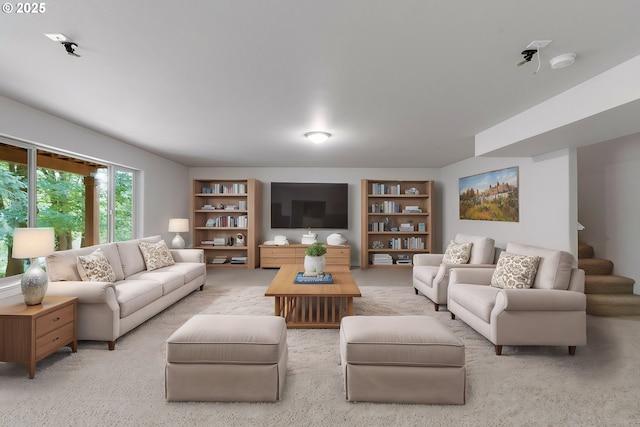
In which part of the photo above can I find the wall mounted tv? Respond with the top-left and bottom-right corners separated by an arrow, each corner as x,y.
271,182 -> 348,229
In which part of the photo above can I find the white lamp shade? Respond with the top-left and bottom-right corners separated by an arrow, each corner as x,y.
168,218 -> 189,232
304,131 -> 331,144
12,228 -> 55,259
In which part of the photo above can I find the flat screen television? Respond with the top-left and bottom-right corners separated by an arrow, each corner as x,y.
271,182 -> 348,229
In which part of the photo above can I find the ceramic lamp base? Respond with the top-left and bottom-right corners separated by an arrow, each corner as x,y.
172,233 -> 186,249
21,259 -> 48,306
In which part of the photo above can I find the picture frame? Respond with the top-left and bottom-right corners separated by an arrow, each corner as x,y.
459,166 -> 519,222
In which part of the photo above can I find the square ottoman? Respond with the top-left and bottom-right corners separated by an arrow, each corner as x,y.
165,314 -> 287,402
340,315 -> 465,404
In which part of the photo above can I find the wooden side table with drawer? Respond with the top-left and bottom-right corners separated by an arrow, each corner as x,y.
0,296 -> 78,379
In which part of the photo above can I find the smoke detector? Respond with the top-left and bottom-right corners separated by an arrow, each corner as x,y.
550,53 -> 576,69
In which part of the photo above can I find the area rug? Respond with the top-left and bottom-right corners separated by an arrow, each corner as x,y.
1,285 -> 639,427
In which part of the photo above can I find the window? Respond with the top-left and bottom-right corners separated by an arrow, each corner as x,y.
0,143 -> 28,278
0,139 -> 137,284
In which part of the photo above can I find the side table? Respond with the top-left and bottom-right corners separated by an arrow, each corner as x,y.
0,296 -> 78,379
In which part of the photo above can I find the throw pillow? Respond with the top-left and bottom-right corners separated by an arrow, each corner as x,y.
442,240 -> 473,264
77,249 -> 116,282
138,240 -> 175,271
490,252 -> 541,289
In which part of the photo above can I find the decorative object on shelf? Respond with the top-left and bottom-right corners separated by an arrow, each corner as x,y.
11,227 -> 55,305
304,243 -> 327,275
168,218 -> 189,249
205,219 -> 215,227
301,228 -> 318,244
372,240 -> 384,249
326,233 -> 347,246
236,233 -> 245,246
405,187 -> 420,194
384,217 -> 392,231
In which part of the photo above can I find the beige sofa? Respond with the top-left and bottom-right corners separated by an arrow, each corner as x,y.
448,242 -> 586,356
45,236 -> 206,350
413,234 -> 496,311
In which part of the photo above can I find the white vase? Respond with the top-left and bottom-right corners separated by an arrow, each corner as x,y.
304,255 -> 326,275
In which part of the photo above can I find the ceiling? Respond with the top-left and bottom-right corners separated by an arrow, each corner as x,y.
2,1 -> 640,168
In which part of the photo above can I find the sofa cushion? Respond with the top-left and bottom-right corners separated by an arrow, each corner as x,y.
117,236 -> 162,278
160,262 -> 207,285
138,240 -> 175,271
454,234 -> 496,264
442,241 -> 473,264
506,242 -> 574,290
490,252 -> 540,289
448,284 -> 501,323
77,249 -> 116,283
45,242 -> 125,282
127,270 -> 184,295
114,280 -> 164,318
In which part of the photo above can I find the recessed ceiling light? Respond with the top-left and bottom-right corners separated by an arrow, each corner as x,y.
550,53 -> 576,69
304,131 -> 331,144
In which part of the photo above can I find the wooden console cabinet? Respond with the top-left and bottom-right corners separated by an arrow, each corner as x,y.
0,296 -> 78,379
259,244 -> 351,268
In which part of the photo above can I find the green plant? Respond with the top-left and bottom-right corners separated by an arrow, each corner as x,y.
305,242 -> 327,257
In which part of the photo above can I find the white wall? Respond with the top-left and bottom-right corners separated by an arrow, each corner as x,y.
439,149 -> 578,256
578,134 -> 640,292
0,96 -> 190,242
190,167 -> 441,266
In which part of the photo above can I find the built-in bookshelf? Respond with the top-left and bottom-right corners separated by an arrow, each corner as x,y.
360,179 -> 433,269
191,178 -> 261,268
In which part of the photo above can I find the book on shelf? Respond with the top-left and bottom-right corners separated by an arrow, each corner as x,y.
231,256 -> 248,264
403,205 -> 423,213
210,256 -> 228,264
372,253 -> 393,265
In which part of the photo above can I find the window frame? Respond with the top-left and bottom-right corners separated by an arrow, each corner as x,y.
0,136 -> 139,293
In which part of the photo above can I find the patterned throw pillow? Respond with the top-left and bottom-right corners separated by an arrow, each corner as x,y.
77,249 -> 116,282
138,240 -> 175,271
490,252 -> 541,289
442,241 -> 473,264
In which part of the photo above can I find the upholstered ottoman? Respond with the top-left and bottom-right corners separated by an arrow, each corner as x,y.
340,315 -> 465,404
165,314 -> 287,402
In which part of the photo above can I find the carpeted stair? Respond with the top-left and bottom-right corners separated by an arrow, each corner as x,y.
579,242 -> 640,316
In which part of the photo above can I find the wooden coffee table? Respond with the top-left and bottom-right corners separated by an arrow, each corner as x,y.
265,264 -> 361,328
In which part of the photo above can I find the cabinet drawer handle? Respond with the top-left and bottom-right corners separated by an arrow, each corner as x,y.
53,317 -> 61,322
52,336 -> 60,342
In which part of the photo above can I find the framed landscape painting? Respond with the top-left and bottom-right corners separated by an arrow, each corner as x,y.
459,166 -> 519,222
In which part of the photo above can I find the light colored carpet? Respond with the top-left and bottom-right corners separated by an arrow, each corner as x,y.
1,269 -> 639,426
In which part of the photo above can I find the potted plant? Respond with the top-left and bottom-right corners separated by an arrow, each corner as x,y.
304,243 -> 327,275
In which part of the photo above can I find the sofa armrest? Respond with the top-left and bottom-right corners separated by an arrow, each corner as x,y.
47,281 -> 116,304
496,289 -> 586,312
413,254 -> 444,266
170,249 -> 204,263
449,267 -> 496,286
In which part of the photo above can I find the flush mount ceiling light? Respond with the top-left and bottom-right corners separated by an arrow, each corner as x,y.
550,53 -> 576,69
304,131 -> 331,144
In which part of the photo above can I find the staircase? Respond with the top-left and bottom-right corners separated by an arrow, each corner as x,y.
578,242 -> 640,316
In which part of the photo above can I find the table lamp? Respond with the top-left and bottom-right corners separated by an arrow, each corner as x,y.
12,227 -> 55,305
168,218 -> 189,249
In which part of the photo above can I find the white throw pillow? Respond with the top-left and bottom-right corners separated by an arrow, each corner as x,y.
138,240 -> 175,271
442,240 -> 473,264
77,249 -> 116,283
490,252 -> 540,289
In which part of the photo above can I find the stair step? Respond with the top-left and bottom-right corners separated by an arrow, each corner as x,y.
578,258 -> 614,276
586,294 -> 640,317
585,275 -> 636,294
578,242 -> 594,259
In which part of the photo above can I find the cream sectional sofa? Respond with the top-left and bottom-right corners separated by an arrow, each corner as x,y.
447,242 -> 586,356
45,236 -> 206,350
